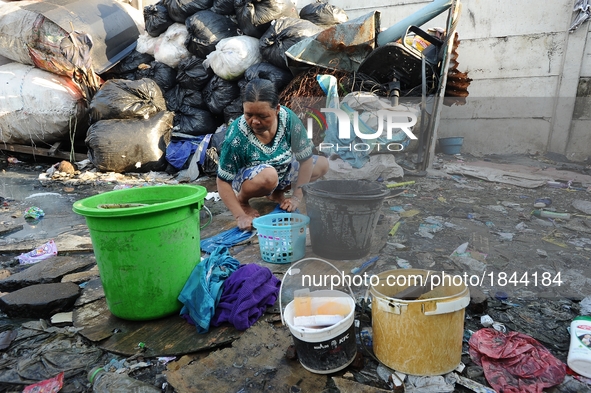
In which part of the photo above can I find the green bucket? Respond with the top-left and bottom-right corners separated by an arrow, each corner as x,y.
72,185 -> 208,320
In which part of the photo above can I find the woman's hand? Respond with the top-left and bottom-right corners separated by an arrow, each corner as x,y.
236,214 -> 254,231
280,195 -> 301,212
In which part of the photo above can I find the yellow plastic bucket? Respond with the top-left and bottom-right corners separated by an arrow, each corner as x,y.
369,269 -> 470,376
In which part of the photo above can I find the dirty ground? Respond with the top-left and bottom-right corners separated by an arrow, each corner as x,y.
1,150 -> 591,393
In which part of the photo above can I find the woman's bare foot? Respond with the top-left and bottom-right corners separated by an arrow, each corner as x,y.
239,202 -> 260,218
266,189 -> 286,204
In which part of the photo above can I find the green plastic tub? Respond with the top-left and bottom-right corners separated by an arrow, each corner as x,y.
72,185 -> 207,320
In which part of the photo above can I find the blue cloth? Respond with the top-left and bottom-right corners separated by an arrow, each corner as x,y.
178,246 -> 240,333
166,134 -> 212,169
200,227 -> 256,254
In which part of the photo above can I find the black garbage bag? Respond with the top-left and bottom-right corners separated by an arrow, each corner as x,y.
165,85 -> 220,135
173,107 -> 222,136
223,96 -> 244,124
89,78 -> 166,124
259,17 -> 323,69
211,0 -> 235,15
104,51 -> 154,77
299,0 -> 348,27
235,0 -> 298,38
185,10 -> 238,58
86,111 -> 174,173
135,61 -> 178,93
165,85 -> 207,112
176,56 -> 214,90
144,2 -> 175,37
243,61 -> 293,92
163,0 -> 214,23
203,75 -> 241,115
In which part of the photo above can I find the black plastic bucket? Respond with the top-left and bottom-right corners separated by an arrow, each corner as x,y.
303,180 -> 389,260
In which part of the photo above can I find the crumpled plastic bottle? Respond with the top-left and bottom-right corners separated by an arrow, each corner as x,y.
88,367 -> 161,393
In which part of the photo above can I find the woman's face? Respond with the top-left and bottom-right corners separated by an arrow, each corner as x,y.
243,101 -> 279,135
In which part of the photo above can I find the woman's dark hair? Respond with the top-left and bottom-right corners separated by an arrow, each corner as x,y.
242,78 -> 279,107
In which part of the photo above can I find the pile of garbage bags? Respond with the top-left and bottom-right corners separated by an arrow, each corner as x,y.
0,0 -> 351,176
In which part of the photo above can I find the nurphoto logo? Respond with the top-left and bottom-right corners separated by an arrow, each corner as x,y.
305,108 -> 418,153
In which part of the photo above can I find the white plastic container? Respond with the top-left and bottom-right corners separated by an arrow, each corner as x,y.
567,316 -> 591,378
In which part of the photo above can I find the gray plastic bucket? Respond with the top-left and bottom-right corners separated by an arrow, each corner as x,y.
303,180 -> 389,260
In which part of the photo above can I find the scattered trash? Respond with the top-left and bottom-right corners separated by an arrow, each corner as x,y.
7,157 -> 23,164
158,357 -> 177,365
537,249 -> 548,258
396,257 -> 412,269
494,291 -> 508,301
404,374 -> 455,392
547,181 -> 569,189
390,205 -> 406,213
480,315 -> 494,327
566,238 -> 591,248
456,197 -> 477,204
23,206 -> 45,220
205,192 -> 221,202
453,373 -> 496,393
542,234 -> 569,248
534,197 -> 552,208
400,209 -> 421,218
386,180 -> 416,188
486,205 -> 508,214
18,239 -> 58,264
88,367 -> 160,393
495,232 -> 514,242
23,371 -> 64,393
469,328 -> 566,393
350,256 -> 379,274
480,315 -> 506,332
389,222 -> 402,236
532,209 -> 571,220
515,221 -> 528,231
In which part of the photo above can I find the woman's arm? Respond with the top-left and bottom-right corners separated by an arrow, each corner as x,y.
280,157 -> 313,212
216,177 -> 254,231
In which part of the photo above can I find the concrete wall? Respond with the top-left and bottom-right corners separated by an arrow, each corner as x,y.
340,0 -> 591,162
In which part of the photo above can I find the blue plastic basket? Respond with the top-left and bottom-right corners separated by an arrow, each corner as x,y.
252,213 -> 310,264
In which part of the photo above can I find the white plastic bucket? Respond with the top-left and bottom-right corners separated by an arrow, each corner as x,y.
284,290 -> 357,374
567,316 -> 591,378
280,258 -> 358,374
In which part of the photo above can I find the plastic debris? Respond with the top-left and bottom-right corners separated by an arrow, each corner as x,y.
469,328 -> 566,393
23,206 -> 45,220
453,373 -> 496,393
351,256 -> 379,274
23,372 -> 64,393
534,197 -> 552,208
396,257 -> 412,269
205,192 -> 221,202
18,240 -> 58,264
7,157 -> 23,164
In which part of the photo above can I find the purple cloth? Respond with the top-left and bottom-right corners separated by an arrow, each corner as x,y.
211,264 -> 281,331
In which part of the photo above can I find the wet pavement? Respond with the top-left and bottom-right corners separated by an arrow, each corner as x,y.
1,151 -> 591,392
